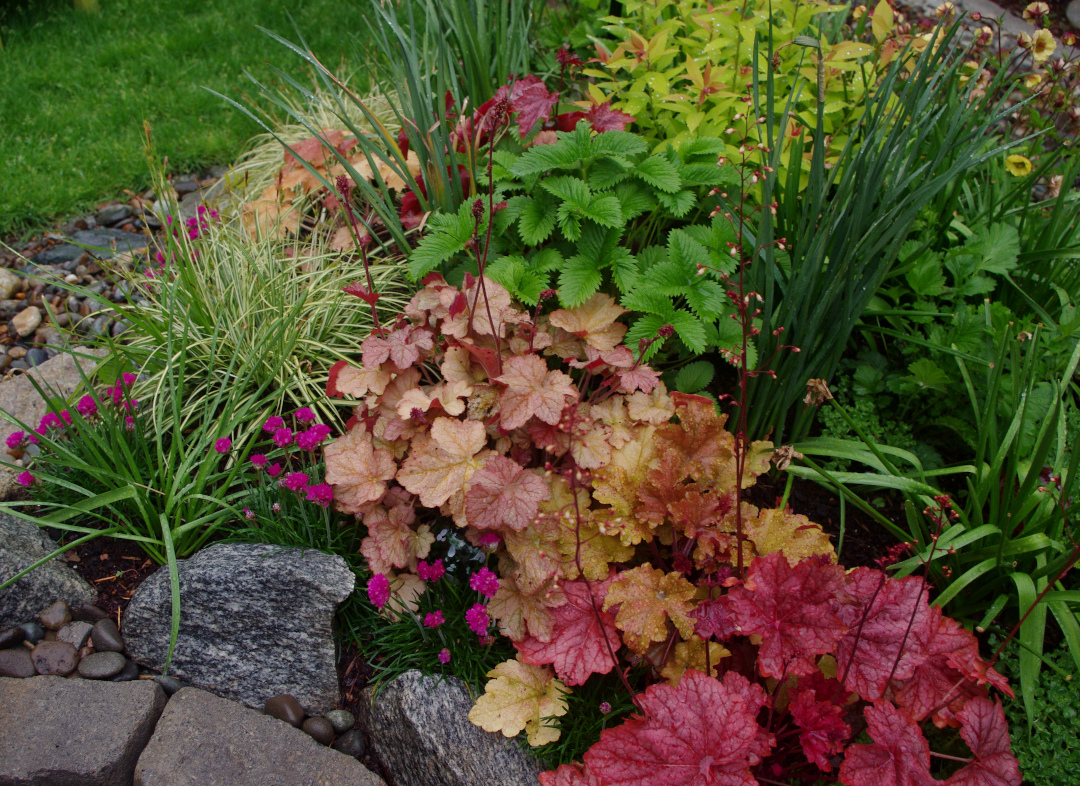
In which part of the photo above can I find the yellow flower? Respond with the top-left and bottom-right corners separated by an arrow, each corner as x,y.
1022,2 -> 1049,21
1005,155 -> 1033,177
1025,72 -> 1043,89
934,0 -> 956,18
1031,29 -> 1057,63
976,26 -> 994,45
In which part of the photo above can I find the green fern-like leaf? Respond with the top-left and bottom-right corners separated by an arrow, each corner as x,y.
515,192 -> 559,245
674,360 -> 715,393
614,181 -> 658,220
635,155 -> 681,193
656,189 -> 696,217
589,158 -> 631,190
668,310 -> 709,353
589,130 -> 649,159
407,202 -> 475,280
625,314 -> 669,361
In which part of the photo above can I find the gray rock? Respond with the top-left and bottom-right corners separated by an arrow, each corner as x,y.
56,621 -> 93,649
356,670 -> 545,786
173,177 -> 200,197
0,675 -> 165,785
154,675 -> 187,696
302,716 -> 335,745
0,514 -> 97,629
0,648 -> 35,678
78,651 -> 126,679
133,687 -> 385,786
31,244 -> 83,265
17,623 -> 44,645
90,315 -> 113,337
11,307 -> 41,338
71,229 -> 148,259
0,269 -> 21,300
123,543 -> 354,714
71,603 -> 109,623
111,659 -> 139,682
91,618 -> 124,652
325,708 -> 355,734
331,729 -> 367,758
111,319 -> 131,338
96,204 -> 133,226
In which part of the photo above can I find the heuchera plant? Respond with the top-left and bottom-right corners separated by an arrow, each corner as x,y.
321,261 -> 1021,782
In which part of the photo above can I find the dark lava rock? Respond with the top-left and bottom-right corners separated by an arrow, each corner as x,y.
301,716 -> 335,745
91,618 -> 124,652
0,647 -> 35,677
77,651 -> 126,679
31,640 -> 78,676
264,694 -> 305,728
331,729 -> 368,759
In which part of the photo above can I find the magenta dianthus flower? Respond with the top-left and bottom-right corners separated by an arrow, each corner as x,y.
262,416 -> 285,433
438,648 -> 451,664
271,502 -> 281,513
305,483 -> 333,508
124,416 -> 135,431
294,407 -> 316,423
37,412 -> 62,432
465,603 -> 490,636
477,532 -> 501,550
214,437 -> 232,454
243,507 -> 256,520
76,395 -> 98,418
469,567 -> 500,599
5,431 -> 26,450
423,611 -> 445,628
295,428 -> 325,452
368,574 -> 391,609
281,471 -> 308,492
15,471 -> 34,488
249,454 -> 267,469
267,463 -> 283,478
273,427 -> 293,448
416,559 -> 446,582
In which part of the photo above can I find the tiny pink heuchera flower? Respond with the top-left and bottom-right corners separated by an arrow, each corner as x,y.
368,574 -> 391,609
243,507 -> 256,520
273,427 -> 293,448
267,463 -> 283,478
423,611 -> 445,628
281,472 -> 309,492
76,395 -> 98,418
469,567 -> 500,599
416,559 -> 446,582
249,454 -> 268,469
262,416 -> 285,433
214,437 -> 232,454
15,471 -> 34,488
438,648 -> 451,664
465,603 -> 490,636
304,483 -> 333,508
294,407 -> 316,423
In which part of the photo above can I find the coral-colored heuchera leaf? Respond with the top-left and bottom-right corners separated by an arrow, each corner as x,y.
360,504 -> 434,575
464,455 -> 552,531
495,354 -> 577,430
468,655 -> 569,746
581,670 -> 774,786
488,572 -> 566,643
549,294 -> 628,352
361,325 -> 435,371
836,569 -> 933,701
398,418 -> 488,507
838,700 -> 936,786
517,575 -> 621,686
323,428 -> 397,513
725,552 -> 849,678
944,698 -> 1022,786
603,565 -> 697,654
789,688 -> 851,772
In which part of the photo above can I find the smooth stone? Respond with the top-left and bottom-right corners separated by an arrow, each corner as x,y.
325,708 -> 355,734
0,675 -> 166,785
10,360 -> 28,371
264,694 -> 305,727
111,658 -> 139,682
331,729 -> 368,758
43,630 -> 57,642
18,622 -> 44,644
78,650 -> 126,679
57,620 -> 93,648
39,600 -> 71,630
111,319 -> 130,337
71,603 -> 110,623
1068,0 -> 1080,30
70,228 -> 147,260
91,618 -> 125,652
31,640 -> 78,676
133,688 -> 385,786
302,716 -> 335,745
154,675 -> 187,695
0,626 -> 24,649
97,204 -> 133,226
0,268 -> 20,300
11,306 -> 42,337
7,346 -> 26,360
25,348 -> 48,367
90,315 -> 113,337
0,647 -> 35,677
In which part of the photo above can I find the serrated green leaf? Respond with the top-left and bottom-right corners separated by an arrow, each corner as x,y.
543,176 -> 592,210
588,157 -> 631,190
558,209 -> 582,242
511,127 -> 591,175
678,138 -> 726,161
611,250 -> 641,293
589,130 -> 649,159
559,255 -> 604,307
614,181 -> 658,219
636,245 -> 667,269
635,155 -> 681,193
668,310 -> 709,353
904,358 -> 951,392
626,314 -> 669,361
905,251 -> 946,297
516,192 -> 559,245
656,189 -> 696,217
581,195 -> 623,227
675,360 -> 715,393
531,247 -> 564,272
685,280 -> 727,318
486,255 -> 550,305
668,228 -> 710,271
407,202 -> 475,280
621,289 -> 676,318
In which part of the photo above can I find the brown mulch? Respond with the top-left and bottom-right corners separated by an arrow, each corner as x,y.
64,532 -> 157,622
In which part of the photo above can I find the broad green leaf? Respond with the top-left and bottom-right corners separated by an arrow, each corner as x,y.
635,155 -> 681,193
905,252 -> 946,297
559,256 -> 604,307
668,310 -> 709,353
675,360 -> 715,393
656,189 -> 696,217
904,358 -> 950,393
514,193 -> 559,245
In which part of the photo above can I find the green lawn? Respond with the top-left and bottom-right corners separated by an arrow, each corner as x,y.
0,0 -> 373,236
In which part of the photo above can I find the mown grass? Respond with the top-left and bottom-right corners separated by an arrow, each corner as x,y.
0,0 -> 373,236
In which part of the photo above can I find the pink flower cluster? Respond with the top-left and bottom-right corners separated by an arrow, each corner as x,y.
368,574 -> 391,609
465,603 -> 490,636
416,559 -> 446,582
181,205 -> 220,241
423,611 -> 445,628
5,431 -> 37,450
469,568 -> 499,599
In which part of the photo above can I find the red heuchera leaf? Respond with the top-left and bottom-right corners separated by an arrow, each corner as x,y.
361,326 -> 435,371
464,455 -> 552,531
838,701 -> 936,786
584,101 -> 636,132
495,354 -> 577,430
510,75 -> 559,139
517,575 -> 620,686
582,670 -> 774,786
789,688 -> 851,772
691,596 -> 740,642
944,697 -> 1022,786
836,568 -> 933,700
539,763 -> 600,786
725,552 -> 849,678
400,189 -> 425,230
